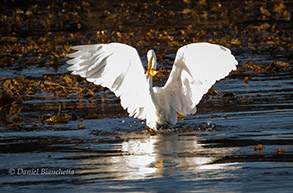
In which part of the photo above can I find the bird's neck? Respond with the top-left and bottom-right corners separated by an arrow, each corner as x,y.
148,76 -> 154,92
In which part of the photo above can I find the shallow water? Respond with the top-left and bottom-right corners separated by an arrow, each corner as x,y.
1,66 -> 292,192
1,0 -> 293,192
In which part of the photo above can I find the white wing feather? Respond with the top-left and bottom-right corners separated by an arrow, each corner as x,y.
67,43 -> 156,119
162,42 -> 238,116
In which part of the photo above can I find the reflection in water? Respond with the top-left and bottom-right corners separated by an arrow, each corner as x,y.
112,136 -> 158,180
197,163 -> 241,170
79,133 -> 237,181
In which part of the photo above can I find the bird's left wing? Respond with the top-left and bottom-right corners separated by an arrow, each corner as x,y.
67,43 -> 156,119
162,42 -> 238,116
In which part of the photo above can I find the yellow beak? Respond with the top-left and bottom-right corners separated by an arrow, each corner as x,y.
145,56 -> 160,79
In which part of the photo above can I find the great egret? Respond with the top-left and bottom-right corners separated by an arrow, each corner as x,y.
67,42 -> 238,133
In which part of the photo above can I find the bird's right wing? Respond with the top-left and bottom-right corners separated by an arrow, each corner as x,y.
162,42 -> 238,116
67,43 -> 156,120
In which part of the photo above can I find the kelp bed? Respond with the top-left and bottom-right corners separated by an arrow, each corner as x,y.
0,0 -> 293,192
0,0 -> 292,128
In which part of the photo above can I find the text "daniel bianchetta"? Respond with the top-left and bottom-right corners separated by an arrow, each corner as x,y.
8,168 -> 75,175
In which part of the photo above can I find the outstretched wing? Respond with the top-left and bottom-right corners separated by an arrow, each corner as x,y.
162,42 -> 238,116
67,42 -> 156,119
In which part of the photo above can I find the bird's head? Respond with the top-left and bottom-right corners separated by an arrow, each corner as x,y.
146,49 -> 159,79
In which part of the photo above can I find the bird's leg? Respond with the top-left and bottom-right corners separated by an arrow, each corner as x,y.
145,56 -> 160,79
145,125 -> 158,135
177,112 -> 184,121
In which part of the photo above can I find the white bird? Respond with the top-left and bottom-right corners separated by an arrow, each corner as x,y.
67,42 -> 238,133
